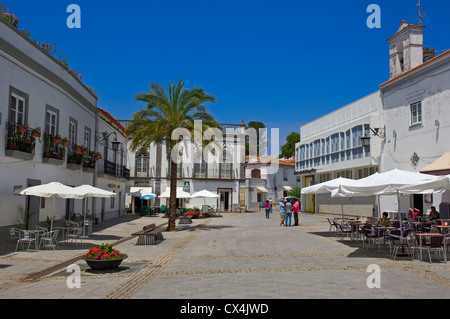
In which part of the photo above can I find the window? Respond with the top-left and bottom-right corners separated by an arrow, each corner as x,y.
45,109 -> 58,136
410,101 -> 422,125
69,120 -> 77,149
84,129 -> 91,152
137,156 -> 148,173
352,126 -> 363,148
9,92 -> 26,125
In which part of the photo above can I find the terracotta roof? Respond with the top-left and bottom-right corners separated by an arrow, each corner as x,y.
98,108 -> 126,135
380,50 -> 450,88
246,156 -> 295,166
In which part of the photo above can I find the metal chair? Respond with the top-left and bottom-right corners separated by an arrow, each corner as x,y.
422,235 -> 447,264
40,230 -> 60,250
334,221 -> 353,240
391,236 -> 413,260
9,228 -> 20,250
67,226 -> 83,246
15,230 -> 38,252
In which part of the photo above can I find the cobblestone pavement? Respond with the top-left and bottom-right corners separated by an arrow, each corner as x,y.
0,211 -> 449,299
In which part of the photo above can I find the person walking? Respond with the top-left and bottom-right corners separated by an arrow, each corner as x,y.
279,198 -> 286,226
264,200 -> 271,219
285,199 -> 292,227
292,198 -> 300,226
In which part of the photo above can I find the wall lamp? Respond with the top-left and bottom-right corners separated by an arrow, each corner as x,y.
360,126 -> 386,146
97,131 -> 121,151
369,127 -> 385,138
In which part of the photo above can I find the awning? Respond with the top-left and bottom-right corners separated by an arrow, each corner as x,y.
420,152 -> 450,176
128,187 -> 155,197
283,186 -> 293,191
256,187 -> 268,193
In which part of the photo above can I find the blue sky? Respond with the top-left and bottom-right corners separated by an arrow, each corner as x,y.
4,0 -> 450,147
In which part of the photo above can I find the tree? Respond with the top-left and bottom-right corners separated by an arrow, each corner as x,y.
279,132 -> 300,158
245,121 -> 266,156
126,78 -> 219,231
287,185 -> 301,198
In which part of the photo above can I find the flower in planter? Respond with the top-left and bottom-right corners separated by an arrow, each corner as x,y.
53,134 -> 62,143
83,243 -> 125,260
31,128 -> 41,142
61,137 -> 69,147
186,211 -> 201,219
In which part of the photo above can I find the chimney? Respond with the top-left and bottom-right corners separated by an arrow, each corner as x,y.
387,20 -> 425,78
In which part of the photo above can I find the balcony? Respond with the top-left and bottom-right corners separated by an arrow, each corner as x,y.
67,143 -> 84,169
5,122 -> 37,160
42,132 -> 66,165
103,159 -> 130,180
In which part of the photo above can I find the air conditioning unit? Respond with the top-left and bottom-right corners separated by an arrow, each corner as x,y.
439,202 -> 450,219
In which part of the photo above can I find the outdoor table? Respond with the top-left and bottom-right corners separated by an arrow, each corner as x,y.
54,226 -> 70,242
374,226 -> 396,250
414,233 -> 444,262
432,225 -> 450,234
347,220 -> 361,240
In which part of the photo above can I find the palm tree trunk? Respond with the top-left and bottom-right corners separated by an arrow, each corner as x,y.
167,141 -> 178,232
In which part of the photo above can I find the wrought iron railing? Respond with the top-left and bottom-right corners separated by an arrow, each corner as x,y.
6,122 -> 37,154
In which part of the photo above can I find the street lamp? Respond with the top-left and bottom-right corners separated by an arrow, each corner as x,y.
97,131 -> 121,151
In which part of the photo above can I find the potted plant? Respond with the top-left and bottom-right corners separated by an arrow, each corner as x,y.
7,133 -> 19,150
82,243 -> 127,270
31,128 -> 41,142
17,124 -> 27,133
53,134 -> 61,144
61,137 -> 69,147
43,131 -> 52,156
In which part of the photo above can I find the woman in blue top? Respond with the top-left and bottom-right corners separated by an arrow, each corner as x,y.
279,199 -> 286,226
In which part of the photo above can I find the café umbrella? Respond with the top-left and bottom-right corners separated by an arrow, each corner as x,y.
20,182 -> 85,231
73,185 -> 117,238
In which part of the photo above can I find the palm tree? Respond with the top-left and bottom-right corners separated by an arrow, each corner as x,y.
127,78 -> 219,231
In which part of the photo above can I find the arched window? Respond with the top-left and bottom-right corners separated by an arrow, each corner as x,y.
251,169 -> 261,179
136,148 -> 149,174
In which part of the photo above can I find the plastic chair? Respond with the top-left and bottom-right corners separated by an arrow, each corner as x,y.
40,230 -> 60,250
15,230 -> 38,252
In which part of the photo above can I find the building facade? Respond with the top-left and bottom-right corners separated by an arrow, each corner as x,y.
380,21 -> 450,215
295,91 -> 383,216
0,18 -> 129,241
245,156 -> 299,210
295,20 -> 450,218
123,121 -> 247,213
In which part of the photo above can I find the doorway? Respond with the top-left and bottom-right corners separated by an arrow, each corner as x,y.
413,194 -> 424,217
218,188 -> 232,212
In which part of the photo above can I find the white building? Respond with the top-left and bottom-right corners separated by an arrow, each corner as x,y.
245,156 -> 299,210
0,18 -> 129,241
380,21 -> 450,216
295,19 -> 450,218
123,121 -> 247,213
295,91 -> 383,216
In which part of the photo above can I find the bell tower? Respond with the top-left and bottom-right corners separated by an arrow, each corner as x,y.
387,20 -> 425,78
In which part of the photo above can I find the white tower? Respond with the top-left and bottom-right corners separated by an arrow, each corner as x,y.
387,20 -> 425,78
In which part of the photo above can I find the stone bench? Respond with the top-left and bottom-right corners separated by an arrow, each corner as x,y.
131,223 -> 164,245
177,216 -> 193,224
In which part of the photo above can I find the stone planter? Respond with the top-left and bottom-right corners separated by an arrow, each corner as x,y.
81,255 -> 128,270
